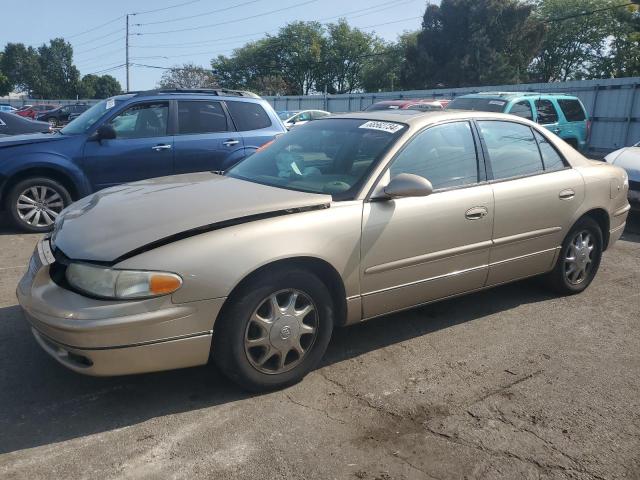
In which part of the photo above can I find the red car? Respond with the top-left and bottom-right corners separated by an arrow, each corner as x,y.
15,104 -> 59,120
364,98 -> 451,112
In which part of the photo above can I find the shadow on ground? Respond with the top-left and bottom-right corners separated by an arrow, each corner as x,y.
0,278 -> 556,455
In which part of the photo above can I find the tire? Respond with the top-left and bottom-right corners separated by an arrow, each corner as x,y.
545,217 -> 603,295
5,177 -> 72,233
213,267 -> 334,392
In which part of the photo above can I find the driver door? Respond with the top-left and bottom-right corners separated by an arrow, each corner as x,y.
83,101 -> 174,190
360,121 -> 494,319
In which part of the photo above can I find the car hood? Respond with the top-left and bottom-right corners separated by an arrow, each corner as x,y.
0,132 -> 64,148
607,147 -> 640,182
52,172 -> 332,262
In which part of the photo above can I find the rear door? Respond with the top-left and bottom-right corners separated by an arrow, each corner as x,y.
477,120 -> 584,286
83,101 -> 174,189
557,98 -> 589,150
226,100 -> 280,159
173,99 -> 243,175
534,99 -> 561,136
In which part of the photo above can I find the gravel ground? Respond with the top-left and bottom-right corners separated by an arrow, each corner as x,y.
0,213 -> 639,480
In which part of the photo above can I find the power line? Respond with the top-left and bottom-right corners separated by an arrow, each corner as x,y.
64,15 -> 125,40
129,0 -> 415,49
131,0 -> 201,16
546,1 -> 634,22
134,0 -> 262,26
134,0 -> 321,35
84,63 -> 126,75
72,27 -> 125,48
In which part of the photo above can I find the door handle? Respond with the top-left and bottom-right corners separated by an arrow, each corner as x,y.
465,206 -> 488,220
223,139 -> 240,147
559,189 -> 575,200
151,144 -> 172,151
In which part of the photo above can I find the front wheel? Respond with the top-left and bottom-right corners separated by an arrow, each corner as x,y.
5,177 -> 72,233
545,217 -> 603,295
213,268 -> 334,391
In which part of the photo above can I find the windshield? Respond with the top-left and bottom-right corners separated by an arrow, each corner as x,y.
446,97 -> 508,112
278,111 -> 298,120
227,118 -> 405,200
61,98 -> 123,134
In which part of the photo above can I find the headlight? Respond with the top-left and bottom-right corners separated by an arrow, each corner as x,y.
65,263 -> 182,299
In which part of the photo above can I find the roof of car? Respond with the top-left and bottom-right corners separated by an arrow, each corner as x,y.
328,109 -> 533,126
129,88 -> 260,100
457,92 -> 580,100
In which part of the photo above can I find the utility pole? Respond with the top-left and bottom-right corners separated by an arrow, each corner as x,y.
125,14 -> 130,92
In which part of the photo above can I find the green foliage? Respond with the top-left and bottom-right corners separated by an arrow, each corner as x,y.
212,20 -> 390,95
79,74 -> 122,99
590,3 -> 640,78
157,62 -> 218,89
401,0 -> 544,89
36,38 -> 80,98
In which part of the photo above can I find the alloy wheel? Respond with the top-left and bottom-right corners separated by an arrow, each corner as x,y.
16,186 -> 64,228
564,230 -> 595,285
244,289 -> 318,375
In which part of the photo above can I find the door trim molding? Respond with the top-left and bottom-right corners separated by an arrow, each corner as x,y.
492,226 -> 561,246
364,240 -> 492,275
362,264 -> 488,297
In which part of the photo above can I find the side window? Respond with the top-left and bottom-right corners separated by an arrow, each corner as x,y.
178,101 -> 227,134
311,111 -> 328,119
535,99 -> 559,124
509,101 -> 533,120
478,121 -> 544,180
389,121 -> 479,190
109,102 -> 169,139
534,131 -> 565,171
226,101 -> 272,131
558,99 -> 586,122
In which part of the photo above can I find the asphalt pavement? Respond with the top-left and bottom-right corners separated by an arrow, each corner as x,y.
0,213 -> 639,480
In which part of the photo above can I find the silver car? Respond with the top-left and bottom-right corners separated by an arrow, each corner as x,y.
17,110 -> 630,391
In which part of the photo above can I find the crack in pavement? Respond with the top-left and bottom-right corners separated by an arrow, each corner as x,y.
283,392 -> 347,425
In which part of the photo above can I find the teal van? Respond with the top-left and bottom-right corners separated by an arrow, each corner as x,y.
447,92 -> 591,152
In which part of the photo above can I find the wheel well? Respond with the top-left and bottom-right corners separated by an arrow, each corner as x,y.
220,257 -> 348,327
1,168 -> 79,206
580,208 -> 610,250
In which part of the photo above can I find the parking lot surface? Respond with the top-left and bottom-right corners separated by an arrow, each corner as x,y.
0,213 -> 639,480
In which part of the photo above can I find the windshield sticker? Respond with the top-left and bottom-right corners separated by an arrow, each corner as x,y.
359,121 -> 404,134
290,161 -> 302,175
489,100 -> 506,106
106,98 -> 115,110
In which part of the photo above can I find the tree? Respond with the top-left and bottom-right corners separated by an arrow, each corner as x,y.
317,20 -> 379,94
361,33 -> 416,92
158,62 -> 218,89
0,53 -> 11,96
401,0 -> 544,89
529,0 -> 624,82
0,43 -> 42,95
78,74 -> 122,98
591,2 -> 640,78
36,38 -> 80,98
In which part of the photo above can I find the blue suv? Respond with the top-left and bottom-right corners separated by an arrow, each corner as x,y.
0,89 -> 286,232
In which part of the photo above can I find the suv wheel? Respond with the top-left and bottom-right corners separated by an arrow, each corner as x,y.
214,268 -> 334,391
5,177 -> 71,233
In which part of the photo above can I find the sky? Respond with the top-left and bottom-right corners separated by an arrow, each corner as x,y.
1,0 -> 432,91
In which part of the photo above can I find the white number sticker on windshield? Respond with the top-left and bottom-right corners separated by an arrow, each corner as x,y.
106,98 -> 115,110
489,100 -> 506,106
359,121 -> 404,134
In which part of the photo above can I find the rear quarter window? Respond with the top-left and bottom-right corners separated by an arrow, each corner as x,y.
558,99 -> 586,122
226,101 -> 272,131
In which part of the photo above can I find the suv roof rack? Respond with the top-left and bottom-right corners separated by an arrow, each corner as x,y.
130,88 -> 260,99
476,91 -> 570,97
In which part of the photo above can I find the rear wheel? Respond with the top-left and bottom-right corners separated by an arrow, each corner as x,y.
213,268 -> 334,391
5,177 -> 71,233
545,217 -> 603,294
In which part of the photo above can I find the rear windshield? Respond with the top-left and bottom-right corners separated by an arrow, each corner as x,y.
447,97 -> 507,112
227,118 -> 405,200
365,103 -> 402,111
558,99 -> 586,122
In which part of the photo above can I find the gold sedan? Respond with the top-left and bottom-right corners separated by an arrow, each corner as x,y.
17,110 -> 630,391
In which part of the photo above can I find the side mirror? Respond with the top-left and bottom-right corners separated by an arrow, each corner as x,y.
94,124 -> 116,142
383,173 -> 433,199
